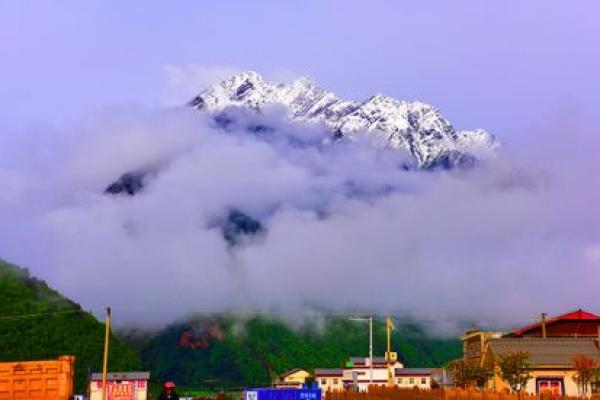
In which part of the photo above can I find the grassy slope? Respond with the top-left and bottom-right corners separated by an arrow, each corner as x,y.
0,259 -> 142,393
131,314 -> 461,390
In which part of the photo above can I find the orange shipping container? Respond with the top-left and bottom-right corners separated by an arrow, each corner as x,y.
0,355 -> 74,400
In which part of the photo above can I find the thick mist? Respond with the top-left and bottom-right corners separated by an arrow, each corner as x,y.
0,103 -> 598,330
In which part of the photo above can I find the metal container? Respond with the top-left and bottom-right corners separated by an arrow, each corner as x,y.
0,355 -> 75,400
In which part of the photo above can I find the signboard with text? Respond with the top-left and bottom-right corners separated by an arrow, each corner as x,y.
107,381 -> 134,400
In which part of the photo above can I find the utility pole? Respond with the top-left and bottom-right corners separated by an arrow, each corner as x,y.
369,316 -> 373,386
102,307 -> 111,400
541,313 -> 547,338
386,317 -> 396,386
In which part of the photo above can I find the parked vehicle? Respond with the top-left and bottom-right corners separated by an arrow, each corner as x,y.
0,355 -> 75,400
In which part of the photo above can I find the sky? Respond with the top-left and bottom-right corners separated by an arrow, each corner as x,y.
1,1 -> 599,137
0,1 -> 599,330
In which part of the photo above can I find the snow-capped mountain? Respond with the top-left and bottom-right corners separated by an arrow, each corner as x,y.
188,71 -> 497,168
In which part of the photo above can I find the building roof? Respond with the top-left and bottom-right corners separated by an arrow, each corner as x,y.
487,338 -> 600,367
349,356 -> 403,365
90,372 -> 150,381
314,368 -> 344,376
279,368 -> 309,378
511,309 -> 600,337
350,356 -> 386,364
394,368 -> 438,376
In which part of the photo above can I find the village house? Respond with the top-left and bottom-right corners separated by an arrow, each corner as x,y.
394,368 -> 439,389
314,357 -> 444,392
482,338 -> 600,396
461,309 -> 600,397
314,356 -> 405,392
343,356 -> 404,391
314,368 -> 344,391
273,368 -> 312,389
89,371 -> 150,400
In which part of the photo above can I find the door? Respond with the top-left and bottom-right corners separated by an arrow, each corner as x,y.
537,379 -> 563,396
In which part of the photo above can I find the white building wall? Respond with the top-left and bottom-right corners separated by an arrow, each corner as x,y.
344,361 -> 403,392
395,376 -> 430,389
316,376 -> 344,391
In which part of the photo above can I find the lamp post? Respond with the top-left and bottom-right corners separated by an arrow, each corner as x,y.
349,316 -> 373,386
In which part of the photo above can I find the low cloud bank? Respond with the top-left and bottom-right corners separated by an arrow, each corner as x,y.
0,104 -> 598,331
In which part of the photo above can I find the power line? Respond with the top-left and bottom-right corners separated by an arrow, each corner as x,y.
0,309 -> 85,321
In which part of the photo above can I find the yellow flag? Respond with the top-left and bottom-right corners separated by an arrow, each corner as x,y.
386,317 -> 395,330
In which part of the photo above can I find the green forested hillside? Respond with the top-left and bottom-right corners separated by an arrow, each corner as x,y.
129,314 -> 461,390
0,257 -> 461,393
0,259 -> 142,392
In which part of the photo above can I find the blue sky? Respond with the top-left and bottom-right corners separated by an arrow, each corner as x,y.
1,1 -> 600,324
1,0 -> 599,141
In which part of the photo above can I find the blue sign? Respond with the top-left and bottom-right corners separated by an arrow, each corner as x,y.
244,388 -> 322,400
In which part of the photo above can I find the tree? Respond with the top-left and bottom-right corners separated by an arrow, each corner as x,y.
572,355 -> 598,396
593,367 -> 600,395
448,359 -> 473,388
497,351 -> 531,393
473,363 -> 494,389
448,359 -> 493,389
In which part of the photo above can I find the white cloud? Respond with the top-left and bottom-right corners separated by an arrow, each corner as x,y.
0,103 -> 598,329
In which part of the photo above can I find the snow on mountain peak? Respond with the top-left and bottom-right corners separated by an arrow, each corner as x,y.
189,71 -> 497,168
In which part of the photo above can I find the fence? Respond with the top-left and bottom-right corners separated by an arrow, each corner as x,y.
325,387 -> 600,400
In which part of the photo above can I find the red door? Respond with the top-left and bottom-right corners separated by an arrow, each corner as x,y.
538,379 -> 562,396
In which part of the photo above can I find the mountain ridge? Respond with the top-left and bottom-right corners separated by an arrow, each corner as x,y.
105,71 -> 498,196
189,71 -> 497,169
126,313 -> 461,389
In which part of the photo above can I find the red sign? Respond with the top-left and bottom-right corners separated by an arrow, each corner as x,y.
108,382 -> 134,400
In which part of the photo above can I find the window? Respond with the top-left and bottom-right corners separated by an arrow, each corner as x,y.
591,379 -> 600,395
321,378 -> 327,385
409,378 -> 414,385
397,378 -> 403,385
421,378 -> 427,385
333,378 -> 339,385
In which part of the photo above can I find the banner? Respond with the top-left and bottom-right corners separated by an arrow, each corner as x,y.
107,382 -> 134,400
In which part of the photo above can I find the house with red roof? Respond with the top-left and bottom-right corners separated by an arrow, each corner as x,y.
507,309 -> 600,338
461,309 -> 600,396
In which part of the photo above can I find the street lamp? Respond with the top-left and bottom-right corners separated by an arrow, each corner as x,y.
349,315 -> 373,386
